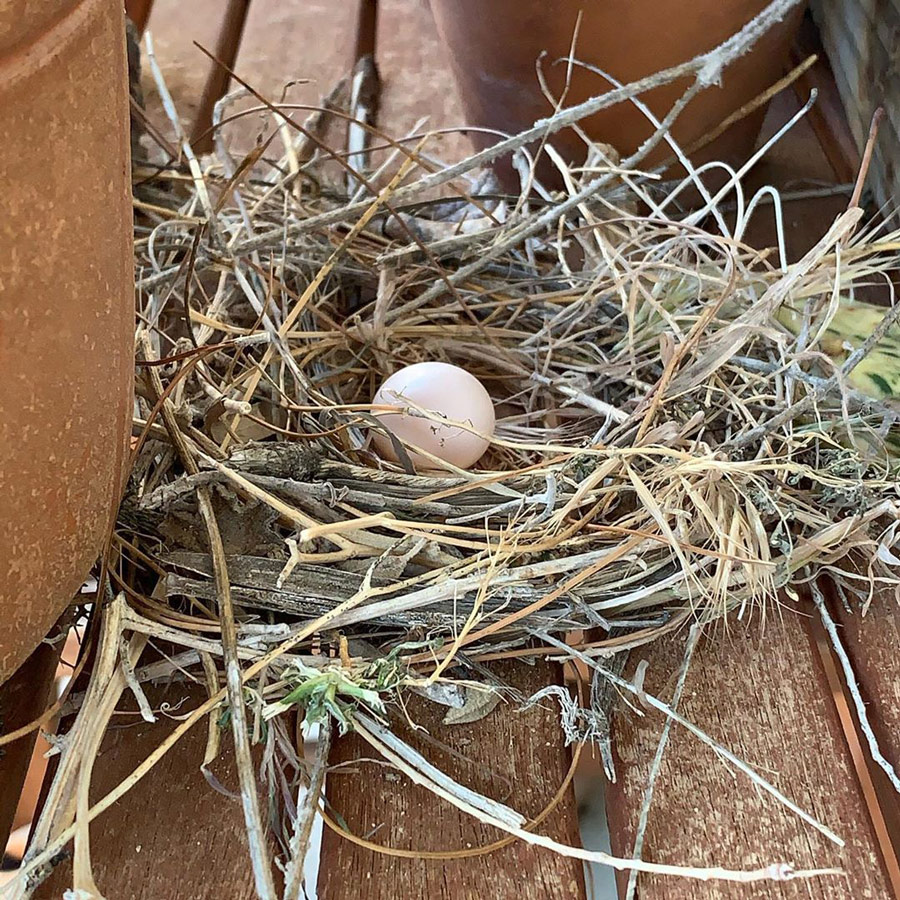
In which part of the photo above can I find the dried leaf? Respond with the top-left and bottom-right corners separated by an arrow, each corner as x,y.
443,686 -> 501,725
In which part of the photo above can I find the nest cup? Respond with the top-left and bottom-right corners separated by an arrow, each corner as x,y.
122,16 -> 900,670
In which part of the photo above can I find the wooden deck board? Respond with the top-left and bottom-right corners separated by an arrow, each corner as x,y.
828,585 -> 900,869
35,682 -> 267,900
33,663 -> 586,900
831,592 -> 900,769
140,1 -> 471,164
318,660 -> 587,900
606,609 -> 892,899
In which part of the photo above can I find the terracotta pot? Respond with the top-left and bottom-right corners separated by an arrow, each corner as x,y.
0,0 -> 134,683
428,0 -> 805,187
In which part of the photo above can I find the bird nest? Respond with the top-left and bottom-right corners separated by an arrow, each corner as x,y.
16,8 -> 900,895
121,94 -> 900,680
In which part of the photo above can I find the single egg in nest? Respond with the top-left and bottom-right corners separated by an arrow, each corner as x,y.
371,362 -> 495,470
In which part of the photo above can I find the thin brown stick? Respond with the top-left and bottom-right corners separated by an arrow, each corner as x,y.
351,713 -> 840,882
847,107 -> 885,215
230,0 -> 806,256
139,333 -> 277,900
678,53 -> 818,160
625,625 -> 701,899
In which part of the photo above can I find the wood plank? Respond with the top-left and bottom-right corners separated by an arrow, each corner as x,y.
790,14 -> 860,184
813,0 -> 900,208
34,682 -> 265,900
605,609 -> 892,899
814,0 -> 900,140
141,1 -> 473,168
141,0 -> 225,143
227,0 -> 358,156
375,0 -> 471,165
827,584 -> 900,859
808,604 -> 900,897
0,643 -> 59,856
830,590 -> 900,770
141,0 -> 356,156
33,662 -> 586,900
189,0 -> 253,152
318,660 -> 587,900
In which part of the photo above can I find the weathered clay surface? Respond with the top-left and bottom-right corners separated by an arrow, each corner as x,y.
428,0 -> 805,185
0,0 -> 134,682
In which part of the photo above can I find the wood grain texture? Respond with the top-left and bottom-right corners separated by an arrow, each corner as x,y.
142,0 -> 472,166
812,0 -> 900,208
318,659 -> 587,900
35,682 -> 265,900
164,551 -> 560,628
606,609 -> 891,899
35,662 -> 586,899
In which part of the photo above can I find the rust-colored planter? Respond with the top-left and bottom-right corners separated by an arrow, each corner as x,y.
0,0 -> 134,683
428,0 -> 805,185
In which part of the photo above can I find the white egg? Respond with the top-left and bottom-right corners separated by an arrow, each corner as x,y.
371,362 -> 495,469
